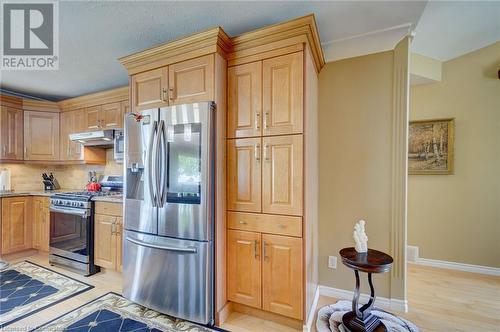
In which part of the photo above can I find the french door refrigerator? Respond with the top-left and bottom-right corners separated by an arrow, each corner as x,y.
123,102 -> 215,325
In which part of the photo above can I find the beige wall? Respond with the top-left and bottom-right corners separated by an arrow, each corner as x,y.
408,42 -> 500,268
318,51 -> 395,297
1,149 -> 123,191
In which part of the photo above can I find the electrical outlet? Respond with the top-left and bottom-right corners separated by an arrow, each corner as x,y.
328,256 -> 337,269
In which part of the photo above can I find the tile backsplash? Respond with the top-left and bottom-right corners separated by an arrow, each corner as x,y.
0,149 -> 123,191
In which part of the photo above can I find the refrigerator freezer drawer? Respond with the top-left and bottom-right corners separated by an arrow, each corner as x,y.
122,231 -> 213,325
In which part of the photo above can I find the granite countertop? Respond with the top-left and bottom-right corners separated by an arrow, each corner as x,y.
92,196 -> 123,204
0,189 -> 82,198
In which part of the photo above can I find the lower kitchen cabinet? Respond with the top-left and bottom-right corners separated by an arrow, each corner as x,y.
227,230 -> 262,309
94,202 -> 123,271
262,234 -> 303,320
32,196 -> 50,252
1,197 -> 32,255
227,229 -> 303,320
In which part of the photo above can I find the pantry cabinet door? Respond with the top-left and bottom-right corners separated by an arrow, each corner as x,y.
227,138 -> 261,213
1,197 -> 32,254
94,214 -> 117,269
168,55 -> 214,105
24,111 -> 60,161
131,67 -> 169,112
102,102 -> 122,129
228,62 -> 262,138
262,52 -> 303,136
0,106 -> 23,161
262,135 -> 303,216
227,230 -> 262,309
262,234 -> 303,320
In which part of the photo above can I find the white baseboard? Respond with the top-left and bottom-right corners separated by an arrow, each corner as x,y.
414,258 -> 500,276
303,285 -> 320,332
318,285 -> 408,312
407,245 -> 500,276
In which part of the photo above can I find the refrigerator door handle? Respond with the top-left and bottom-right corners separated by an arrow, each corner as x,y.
126,236 -> 198,253
148,120 -> 158,207
155,120 -> 164,207
159,120 -> 168,207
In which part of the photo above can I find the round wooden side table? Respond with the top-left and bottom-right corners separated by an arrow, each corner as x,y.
339,247 -> 393,332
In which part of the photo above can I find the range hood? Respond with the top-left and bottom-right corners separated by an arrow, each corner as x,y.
69,129 -> 115,146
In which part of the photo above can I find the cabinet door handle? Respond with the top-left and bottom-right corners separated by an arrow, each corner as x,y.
263,241 -> 269,260
111,221 -> 117,235
239,220 -> 247,225
169,87 -> 175,101
24,146 -> 28,157
254,240 -> 259,259
2,144 -> 6,157
162,88 -> 168,102
255,112 -> 260,130
255,143 -> 260,162
264,111 -> 269,129
263,144 -> 269,161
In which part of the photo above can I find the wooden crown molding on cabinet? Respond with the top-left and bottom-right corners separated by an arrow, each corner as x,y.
0,94 -> 23,109
229,14 -> 325,73
58,86 -> 129,112
23,99 -> 59,113
119,27 -> 232,75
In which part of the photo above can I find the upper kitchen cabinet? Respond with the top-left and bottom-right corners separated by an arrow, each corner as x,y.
85,105 -> 102,130
130,67 -> 169,111
228,62 -> 262,138
168,55 -> 214,105
101,102 -> 123,128
0,105 -> 24,161
262,52 -> 303,136
24,110 -> 60,161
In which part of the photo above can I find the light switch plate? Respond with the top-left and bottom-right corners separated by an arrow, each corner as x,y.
328,256 -> 337,269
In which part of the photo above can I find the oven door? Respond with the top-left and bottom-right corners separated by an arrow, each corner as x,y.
49,206 -> 90,263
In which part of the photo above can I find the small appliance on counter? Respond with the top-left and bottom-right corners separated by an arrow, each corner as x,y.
0,168 -> 11,192
42,172 -> 60,191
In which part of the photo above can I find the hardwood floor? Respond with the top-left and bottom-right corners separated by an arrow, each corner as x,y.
2,252 -> 499,332
313,264 -> 500,332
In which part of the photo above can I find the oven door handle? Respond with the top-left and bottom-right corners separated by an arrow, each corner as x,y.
50,206 -> 90,217
126,236 -> 197,253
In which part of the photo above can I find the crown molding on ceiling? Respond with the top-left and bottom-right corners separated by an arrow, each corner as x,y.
322,23 -> 413,62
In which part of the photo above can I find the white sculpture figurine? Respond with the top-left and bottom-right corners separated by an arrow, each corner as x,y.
353,220 -> 368,253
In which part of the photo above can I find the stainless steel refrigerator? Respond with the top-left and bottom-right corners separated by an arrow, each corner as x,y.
123,102 -> 215,325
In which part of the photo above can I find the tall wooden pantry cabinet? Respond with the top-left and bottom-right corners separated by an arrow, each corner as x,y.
226,15 -> 323,326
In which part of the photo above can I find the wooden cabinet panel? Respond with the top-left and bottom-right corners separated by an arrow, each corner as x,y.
94,214 -> 117,269
262,135 -> 303,216
227,138 -> 261,212
168,55 -> 214,105
131,67 -> 168,111
1,197 -> 32,254
227,212 -> 302,237
262,52 -> 303,136
85,105 -> 102,130
102,102 -> 122,129
59,112 -> 72,160
32,196 -> 49,252
228,62 -> 262,138
262,234 -> 303,319
73,109 -> 86,133
116,217 -> 123,272
24,111 -> 60,161
0,106 -> 23,161
95,202 -> 122,216
121,100 -> 130,127
227,230 -> 262,309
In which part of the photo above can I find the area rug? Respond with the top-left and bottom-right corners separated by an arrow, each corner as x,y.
316,300 -> 419,332
33,292 -> 224,331
0,260 -> 93,328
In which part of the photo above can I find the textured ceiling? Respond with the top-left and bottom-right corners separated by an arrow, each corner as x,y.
1,1 -> 430,100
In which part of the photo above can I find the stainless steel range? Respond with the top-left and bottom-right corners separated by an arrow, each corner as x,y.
49,189 -> 121,276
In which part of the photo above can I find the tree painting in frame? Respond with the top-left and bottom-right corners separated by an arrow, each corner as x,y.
408,118 -> 455,174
